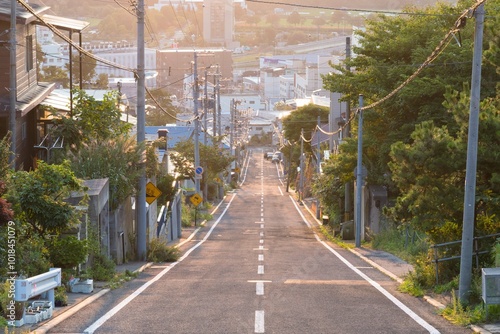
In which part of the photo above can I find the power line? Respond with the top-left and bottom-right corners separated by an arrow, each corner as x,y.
19,0 -> 137,75
246,0 -> 450,17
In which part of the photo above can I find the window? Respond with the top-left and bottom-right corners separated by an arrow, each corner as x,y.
21,122 -> 27,140
26,35 -> 33,71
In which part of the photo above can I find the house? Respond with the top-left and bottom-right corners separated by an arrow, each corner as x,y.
0,0 -> 88,170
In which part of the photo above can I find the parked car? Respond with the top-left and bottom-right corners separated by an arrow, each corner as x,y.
272,153 -> 281,163
265,152 -> 274,160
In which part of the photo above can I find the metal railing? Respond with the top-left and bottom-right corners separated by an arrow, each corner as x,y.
430,232 -> 500,284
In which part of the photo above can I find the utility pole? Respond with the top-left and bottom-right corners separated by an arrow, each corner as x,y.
299,128 -> 304,202
212,71 -> 217,142
203,67 -> 209,200
344,36 -> 352,223
9,0 -> 16,167
203,68 -> 208,146
459,3 -> 484,304
228,99 -> 234,184
216,65 -> 221,137
316,116 -> 321,218
193,52 -> 201,195
355,95 -> 364,248
136,0 -> 147,260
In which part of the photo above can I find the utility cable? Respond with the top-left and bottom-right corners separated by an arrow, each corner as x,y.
18,0 -> 137,75
357,0 -> 486,113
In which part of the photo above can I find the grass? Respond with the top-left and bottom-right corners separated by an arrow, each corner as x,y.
439,290 -> 486,326
105,270 -> 139,290
398,272 -> 425,297
317,225 -> 354,250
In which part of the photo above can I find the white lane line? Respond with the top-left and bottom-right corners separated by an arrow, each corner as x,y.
255,310 -> 265,333
278,186 -> 284,196
258,254 -> 264,261
260,231 -> 264,237
260,224 -> 264,229
258,265 -> 264,274
260,239 -> 264,244
289,196 -> 440,334
253,247 -> 268,251
83,194 -> 237,334
256,282 -> 264,296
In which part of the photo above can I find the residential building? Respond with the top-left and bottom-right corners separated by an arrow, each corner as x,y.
0,0 -> 88,170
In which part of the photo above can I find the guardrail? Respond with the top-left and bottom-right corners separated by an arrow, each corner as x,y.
15,268 -> 61,306
430,233 -> 500,284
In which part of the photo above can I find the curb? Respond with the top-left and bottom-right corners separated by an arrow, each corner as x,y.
30,288 -> 110,334
29,262 -> 153,334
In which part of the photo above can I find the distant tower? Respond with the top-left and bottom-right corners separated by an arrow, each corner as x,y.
203,0 -> 234,47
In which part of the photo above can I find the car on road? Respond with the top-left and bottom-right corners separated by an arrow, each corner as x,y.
271,152 -> 282,163
265,152 -> 274,160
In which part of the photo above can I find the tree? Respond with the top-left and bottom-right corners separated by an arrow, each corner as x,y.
41,66 -> 70,88
70,136 -> 144,210
0,133 -> 10,181
282,104 -> 329,149
66,53 -> 97,87
170,141 -> 233,188
95,73 -> 109,89
287,11 -> 302,25
50,89 -> 131,152
321,0 -> 500,190
36,42 -> 46,76
387,121 -> 465,243
146,88 -> 178,126
8,160 -> 83,236
0,135 -> 11,225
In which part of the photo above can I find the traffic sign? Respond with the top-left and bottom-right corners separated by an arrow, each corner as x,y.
146,182 -> 162,204
195,166 -> 204,175
190,192 -> 203,206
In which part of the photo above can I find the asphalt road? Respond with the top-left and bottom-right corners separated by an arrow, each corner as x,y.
47,148 -> 471,334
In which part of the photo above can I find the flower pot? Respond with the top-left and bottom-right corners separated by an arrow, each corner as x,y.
70,278 -> 94,294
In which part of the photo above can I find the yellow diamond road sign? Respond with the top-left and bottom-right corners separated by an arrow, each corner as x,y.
190,193 -> 203,206
146,182 -> 162,204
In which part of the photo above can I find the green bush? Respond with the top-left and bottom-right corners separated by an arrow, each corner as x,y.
49,235 -> 88,269
147,238 -> 180,263
493,238 -> 500,267
89,254 -> 116,281
55,285 -> 68,306
399,272 -> 425,297
0,315 -> 7,328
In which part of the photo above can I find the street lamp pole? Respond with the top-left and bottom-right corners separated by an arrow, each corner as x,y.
355,95 -> 364,248
316,116 -> 321,219
299,128 -> 304,202
193,52 -> 201,195
136,0 -> 147,260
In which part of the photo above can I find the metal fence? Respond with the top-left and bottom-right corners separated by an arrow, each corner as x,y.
430,232 -> 500,284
